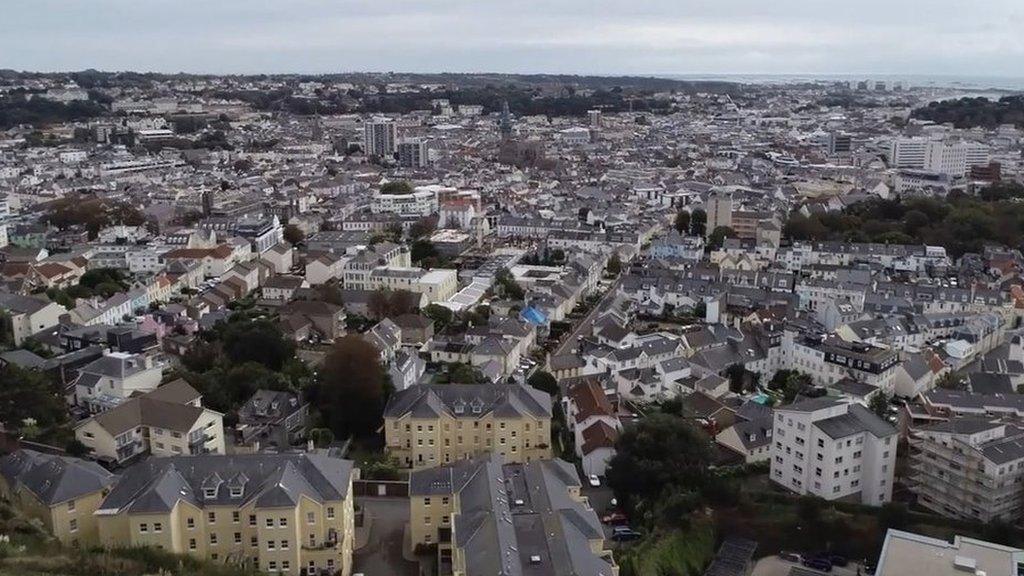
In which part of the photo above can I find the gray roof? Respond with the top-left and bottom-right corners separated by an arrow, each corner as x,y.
0,449 -> 115,506
99,453 -> 354,514
410,455 -> 614,576
816,403 -> 897,440
384,383 -> 552,420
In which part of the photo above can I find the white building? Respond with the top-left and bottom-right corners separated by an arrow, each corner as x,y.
363,117 -> 397,157
397,138 -> 429,168
770,398 -> 897,506
370,187 -> 439,217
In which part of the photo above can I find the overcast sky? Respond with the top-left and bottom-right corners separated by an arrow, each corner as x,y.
2,0 -> 1023,78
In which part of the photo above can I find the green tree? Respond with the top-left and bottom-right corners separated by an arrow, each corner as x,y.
605,413 -> 715,507
606,253 -> 622,275
0,364 -> 67,432
380,181 -> 413,194
219,319 -> 296,371
283,224 -> 305,245
450,364 -> 485,384
674,210 -> 691,235
869,391 -> 890,419
423,304 -> 453,329
307,427 -> 335,448
690,208 -> 707,236
527,370 -> 559,396
707,226 -> 737,250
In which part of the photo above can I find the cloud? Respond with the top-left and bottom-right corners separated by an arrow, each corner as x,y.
1,0 -> 1021,77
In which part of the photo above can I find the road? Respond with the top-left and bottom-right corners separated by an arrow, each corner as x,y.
352,498 -> 419,576
552,276 -> 624,358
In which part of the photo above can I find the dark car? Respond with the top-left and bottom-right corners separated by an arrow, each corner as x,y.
611,529 -> 642,542
777,551 -> 802,562
828,554 -> 848,567
802,557 -> 833,572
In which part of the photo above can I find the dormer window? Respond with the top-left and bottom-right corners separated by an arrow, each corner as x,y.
230,487 -> 243,498
204,487 -> 218,499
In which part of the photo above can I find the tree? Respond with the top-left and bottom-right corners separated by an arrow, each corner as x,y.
408,215 -> 438,239
606,253 -> 622,275
605,413 -> 715,506
380,181 -> 413,194
411,239 -> 438,263
690,208 -> 707,236
307,428 -> 335,448
674,210 -> 691,235
423,304 -> 453,329
283,224 -> 305,245
869,391 -> 890,419
219,319 -> 295,371
0,364 -> 67,432
707,226 -> 737,250
877,502 -> 909,531
494,268 -> 525,300
312,335 -> 389,438
368,289 -> 391,320
724,364 -> 748,394
527,371 -> 559,396
450,363 -> 485,384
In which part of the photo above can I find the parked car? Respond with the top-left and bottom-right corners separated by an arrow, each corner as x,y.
588,474 -> 601,487
828,554 -> 848,567
777,551 -> 801,563
601,512 -> 629,525
801,557 -> 833,572
611,528 -> 642,542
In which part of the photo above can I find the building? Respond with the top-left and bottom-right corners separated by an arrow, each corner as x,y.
0,449 -> 116,547
94,453 -> 355,576
909,419 -> 1024,522
75,379 -> 226,465
370,187 -> 439,217
73,351 -> 163,412
383,383 -> 553,469
0,292 -> 65,346
874,528 -> 1024,576
588,109 -> 603,129
235,390 -> 311,451
398,138 -> 430,168
705,189 -> 732,236
563,379 -> 620,477
770,398 -> 897,505
363,117 -> 397,157
828,132 -> 852,155
409,455 -> 618,576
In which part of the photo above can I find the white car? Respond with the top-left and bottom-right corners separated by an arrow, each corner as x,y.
588,474 -> 601,487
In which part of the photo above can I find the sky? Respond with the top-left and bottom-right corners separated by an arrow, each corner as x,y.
2,0 -> 1023,78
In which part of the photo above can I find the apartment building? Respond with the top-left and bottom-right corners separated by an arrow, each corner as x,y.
0,449 -> 116,547
875,528 -> 1024,576
780,333 -> 900,394
770,398 -> 897,505
370,188 -> 437,217
363,117 -> 397,157
383,383 -> 552,469
409,455 -> 618,576
0,292 -> 65,346
75,379 -> 226,465
95,453 -> 355,576
909,419 -> 1024,522
73,351 -> 163,412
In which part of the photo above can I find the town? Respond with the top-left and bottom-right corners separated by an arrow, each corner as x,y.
1,70 -> 1024,576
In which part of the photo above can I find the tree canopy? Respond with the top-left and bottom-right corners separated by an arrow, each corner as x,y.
310,335 -> 390,438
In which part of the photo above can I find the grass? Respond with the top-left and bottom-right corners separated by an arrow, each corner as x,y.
616,517 -> 715,576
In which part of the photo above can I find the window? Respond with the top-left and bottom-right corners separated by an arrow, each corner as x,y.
268,561 -> 277,571
441,497 -> 449,505
187,517 -> 195,529
232,511 -> 240,524
204,488 -> 217,499
307,512 -> 315,525
266,518 -> 275,528
279,517 -> 288,527
267,540 -> 276,551
208,512 -> 216,524
251,536 -> 258,548
234,532 -> 242,544
309,534 -> 316,548
67,500 -> 76,512
140,523 -> 149,533
154,522 -> 163,533
280,539 -> 289,550
189,538 -> 197,551
424,497 -> 431,506
69,518 -> 78,532
249,514 -> 257,527
281,561 -> 290,572
210,533 -> 218,545
817,439 -> 825,448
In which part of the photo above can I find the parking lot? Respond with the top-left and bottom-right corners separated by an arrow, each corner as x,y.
352,497 -> 419,576
752,555 -> 868,576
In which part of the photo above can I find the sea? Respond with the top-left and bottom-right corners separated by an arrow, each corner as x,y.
665,73 -> 1024,94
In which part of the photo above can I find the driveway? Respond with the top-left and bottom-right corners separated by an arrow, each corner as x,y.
352,497 -> 419,576
752,556 -> 868,576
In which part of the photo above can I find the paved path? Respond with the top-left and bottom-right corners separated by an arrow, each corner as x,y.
352,498 -> 419,576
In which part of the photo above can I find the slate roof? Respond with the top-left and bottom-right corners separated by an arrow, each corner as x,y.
98,453 -> 353,514
384,383 -> 552,420
815,403 -> 897,440
409,455 -> 614,576
0,449 -> 115,506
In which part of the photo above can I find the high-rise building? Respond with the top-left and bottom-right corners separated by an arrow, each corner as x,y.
705,189 -> 733,236
828,132 -> 853,155
588,109 -> 603,129
363,117 -> 397,157
397,138 -> 429,168
889,138 -> 991,177
499,100 -> 513,139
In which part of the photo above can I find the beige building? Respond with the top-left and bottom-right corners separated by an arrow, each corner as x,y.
383,383 -> 552,469
0,449 -> 116,547
95,453 -> 355,575
409,455 -> 618,576
76,379 -> 226,465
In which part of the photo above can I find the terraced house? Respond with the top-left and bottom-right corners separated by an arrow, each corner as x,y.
383,383 -> 552,469
409,455 -> 618,576
0,449 -> 117,547
93,453 -> 355,576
